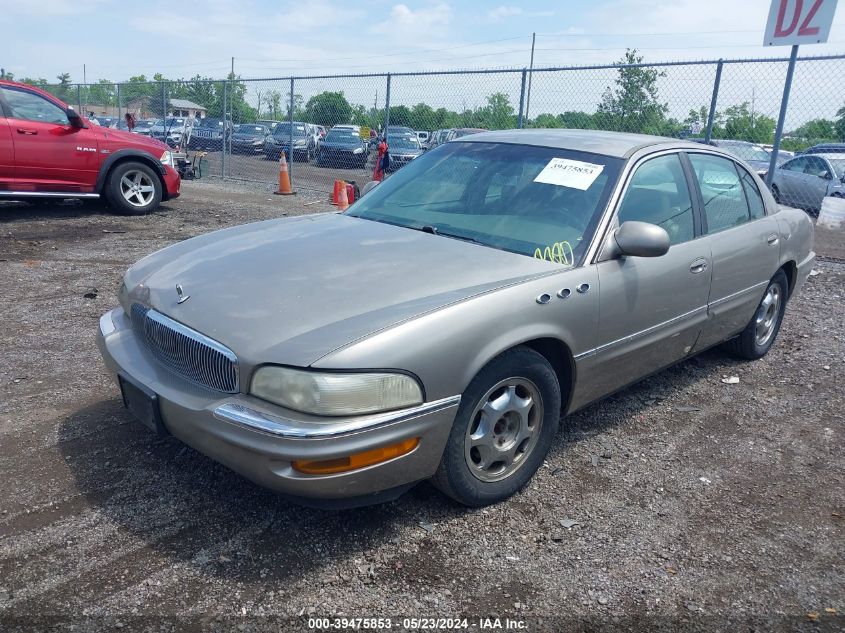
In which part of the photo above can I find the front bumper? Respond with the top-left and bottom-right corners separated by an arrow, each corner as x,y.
162,165 -> 181,199
96,307 -> 458,506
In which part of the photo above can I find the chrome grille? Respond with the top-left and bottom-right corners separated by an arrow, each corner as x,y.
131,304 -> 239,393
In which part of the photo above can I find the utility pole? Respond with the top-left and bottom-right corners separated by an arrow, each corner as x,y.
525,33 -> 536,125
231,57 -> 234,77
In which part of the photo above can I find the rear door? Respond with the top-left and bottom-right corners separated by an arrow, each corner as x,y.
1,85 -> 100,192
591,152 -> 711,398
687,153 -> 781,349
0,107 -> 13,189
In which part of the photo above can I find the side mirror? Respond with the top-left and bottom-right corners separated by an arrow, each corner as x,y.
612,221 -> 670,258
361,181 -> 380,197
822,171 -> 832,180
67,108 -> 86,129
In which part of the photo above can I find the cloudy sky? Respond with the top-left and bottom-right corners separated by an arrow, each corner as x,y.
3,0 -> 844,82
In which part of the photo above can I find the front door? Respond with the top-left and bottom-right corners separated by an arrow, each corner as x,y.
591,153 -> 712,398
0,85 -> 100,192
802,156 -> 833,211
686,153 -> 781,349
776,156 -> 807,207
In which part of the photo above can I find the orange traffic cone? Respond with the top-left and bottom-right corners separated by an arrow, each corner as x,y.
274,153 -> 295,196
337,183 -> 349,210
330,179 -> 343,205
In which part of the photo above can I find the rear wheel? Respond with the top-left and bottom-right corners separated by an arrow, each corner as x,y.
431,347 -> 561,507
105,161 -> 162,216
727,270 -> 788,360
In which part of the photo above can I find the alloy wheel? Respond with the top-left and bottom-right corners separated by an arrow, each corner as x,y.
120,170 -> 156,207
464,377 -> 544,482
754,284 -> 782,346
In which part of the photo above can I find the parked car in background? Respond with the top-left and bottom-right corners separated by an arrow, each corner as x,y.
264,121 -> 316,161
770,153 -> 845,214
190,117 -> 231,150
316,127 -> 369,168
415,130 -> 430,147
94,116 -> 118,128
760,144 -> 794,161
801,143 -> 845,155
151,117 -> 193,147
308,123 -> 322,150
0,79 -> 180,215
133,119 -> 157,136
427,129 -> 450,150
386,133 -> 424,171
97,129 -> 813,508
692,139 -> 778,177
256,119 -> 283,131
230,124 -> 271,154
446,127 -> 488,141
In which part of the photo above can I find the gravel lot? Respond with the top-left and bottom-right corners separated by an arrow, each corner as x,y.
1,180 -> 843,632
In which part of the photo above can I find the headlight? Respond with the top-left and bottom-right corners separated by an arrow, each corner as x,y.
159,151 -> 174,167
250,367 -> 423,416
353,147 -> 363,154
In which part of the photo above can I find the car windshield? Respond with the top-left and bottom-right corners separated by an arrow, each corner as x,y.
164,118 -> 185,126
274,123 -> 307,137
235,124 -> 266,135
325,130 -> 360,144
198,118 -> 224,128
721,143 -> 771,162
822,156 -> 845,177
388,135 -> 420,150
347,142 -> 622,266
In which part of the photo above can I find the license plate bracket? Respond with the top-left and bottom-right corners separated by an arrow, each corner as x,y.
118,373 -> 168,436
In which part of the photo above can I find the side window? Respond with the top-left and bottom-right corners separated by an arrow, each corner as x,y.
783,157 -> 806,172
804,157 -> 830,179
617,153 -> 694,245
1,87 -> 68,125
738,167 -> 766,219
689,154 -> 750,234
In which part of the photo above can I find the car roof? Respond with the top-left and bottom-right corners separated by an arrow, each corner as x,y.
457,129 -> 702,158
813,152 -> 845,159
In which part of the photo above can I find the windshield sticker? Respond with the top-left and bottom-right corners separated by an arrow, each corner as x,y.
534,158 -> 604,190
534,240 -> 575,266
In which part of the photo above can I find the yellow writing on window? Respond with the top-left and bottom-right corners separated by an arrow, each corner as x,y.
534,240 -> 575,266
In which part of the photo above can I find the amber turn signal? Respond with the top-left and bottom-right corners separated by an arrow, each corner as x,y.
293,437 -> 420,475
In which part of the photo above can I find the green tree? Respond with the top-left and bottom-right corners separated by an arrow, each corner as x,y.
596,49 -> 668,134
793,118 -> 835,141
719,102 -> 775,144
53,73 -> 73,102
305,91 -> 353,127
474,92 -> 515,130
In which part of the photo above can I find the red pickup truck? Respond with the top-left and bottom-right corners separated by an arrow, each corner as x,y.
0,80 -> 180,215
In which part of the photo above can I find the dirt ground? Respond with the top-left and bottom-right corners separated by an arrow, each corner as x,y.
0,180 -> 843,632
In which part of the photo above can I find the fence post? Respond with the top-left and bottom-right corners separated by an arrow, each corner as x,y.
76,85 -> 83,114
116,83 -> 121,122
383,74 -> 391,135
160,82 -> 166,121
289,77 -> 295,182
766,45 -> 799,187
517,69 -> 527,129
221,80 -> 227,179
704,60 -> 723,143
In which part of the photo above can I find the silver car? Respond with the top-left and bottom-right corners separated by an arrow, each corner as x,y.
97,130 -> 815,508
770,152 -> 845,214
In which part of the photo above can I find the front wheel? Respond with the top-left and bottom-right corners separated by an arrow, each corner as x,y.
431,347 -> 561,507
727,270 -> 788,360
105,161 -> 162,215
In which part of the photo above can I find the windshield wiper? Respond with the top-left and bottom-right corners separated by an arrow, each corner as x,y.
415,224 -> 483,245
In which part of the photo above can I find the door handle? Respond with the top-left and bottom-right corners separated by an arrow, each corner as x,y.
689,259 -> 708,274
767,234 -> 779,246
17,128 -> 38,135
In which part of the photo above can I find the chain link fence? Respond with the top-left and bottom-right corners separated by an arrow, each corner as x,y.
29,53 -> 845,211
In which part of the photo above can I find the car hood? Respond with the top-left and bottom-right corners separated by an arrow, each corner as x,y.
127,213 -> 547,368
98,127 -> 168,152
321,141 -> 362,150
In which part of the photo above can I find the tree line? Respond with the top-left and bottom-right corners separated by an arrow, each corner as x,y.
4,50 -> 844,150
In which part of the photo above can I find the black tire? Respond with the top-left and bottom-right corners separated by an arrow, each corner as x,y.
431,346 -> 561,507
104,161 -> 162,216
727,270 -> 788,360
771,184 -> 781,204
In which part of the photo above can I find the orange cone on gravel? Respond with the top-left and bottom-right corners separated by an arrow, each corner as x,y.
331,179 -> 344,205
337,183 -> 349,210
274,153 -> 295,196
